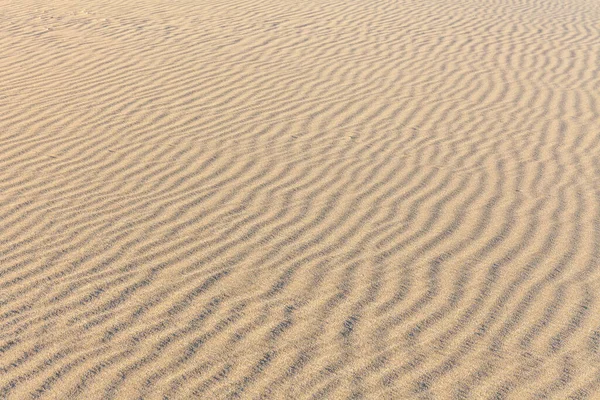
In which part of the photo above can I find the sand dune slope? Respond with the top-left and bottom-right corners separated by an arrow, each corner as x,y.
1,0 -> 600,398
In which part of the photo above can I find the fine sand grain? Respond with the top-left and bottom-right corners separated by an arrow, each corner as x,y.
1,0 -> 600,398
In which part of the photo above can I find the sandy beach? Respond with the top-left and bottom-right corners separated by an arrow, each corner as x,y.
1,0 -> 600,398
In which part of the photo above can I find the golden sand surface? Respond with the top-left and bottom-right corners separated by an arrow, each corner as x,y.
1,0 -> 600,398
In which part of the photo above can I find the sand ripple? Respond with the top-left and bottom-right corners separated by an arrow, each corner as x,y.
1,0 -> 600,398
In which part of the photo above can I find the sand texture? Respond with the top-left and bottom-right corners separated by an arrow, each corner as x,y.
1,0 -> 600,398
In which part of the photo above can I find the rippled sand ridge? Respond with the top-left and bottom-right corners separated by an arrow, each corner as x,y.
1,0 -> 600,398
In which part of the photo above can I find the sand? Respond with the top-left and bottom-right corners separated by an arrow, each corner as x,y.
1,0 -> 600,398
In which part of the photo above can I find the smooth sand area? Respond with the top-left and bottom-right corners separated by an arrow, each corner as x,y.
1,0 -> 600,398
